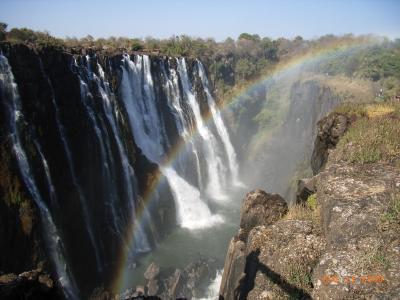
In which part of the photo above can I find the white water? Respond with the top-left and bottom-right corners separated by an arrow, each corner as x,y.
120,54 -> 165,162
162,167 -> 223,229
0,54 -> 79,300
120,55 -> 221,229
177,58 -> 227,200
195,270 -> 223,300
90,62 -> 151,253
160,62 -> 204,190
197,61 -> 243,187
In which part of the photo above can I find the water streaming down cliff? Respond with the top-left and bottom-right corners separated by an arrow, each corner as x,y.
177,58 -> 228,200
80,56 -> 152,254
0,46 -> 241,298
196,60 -> 242,187
0,54 -> 79,299
120,54 -> 230,228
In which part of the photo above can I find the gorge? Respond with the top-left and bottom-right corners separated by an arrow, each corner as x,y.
0,35 -> 399,300
0,42 -> 248,298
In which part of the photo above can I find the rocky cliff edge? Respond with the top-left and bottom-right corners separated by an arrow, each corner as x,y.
220,101 -> 400,299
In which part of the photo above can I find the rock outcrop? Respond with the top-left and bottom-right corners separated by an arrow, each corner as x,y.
220,110 -> 400,299
219,190 -> 288,299
239,190 -> 288,240
0,42 -> 178,297
311,113 -> 350,174
114,259 -> 215,299
312,161 -> 400,299
0,269 -> 62,299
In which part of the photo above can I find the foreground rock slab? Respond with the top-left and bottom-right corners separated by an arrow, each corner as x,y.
312,162 -> 400,299
220,189 -> 289,299
220,162 -> 400,299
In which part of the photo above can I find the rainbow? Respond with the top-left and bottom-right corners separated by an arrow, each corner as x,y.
110,36 -> 378,294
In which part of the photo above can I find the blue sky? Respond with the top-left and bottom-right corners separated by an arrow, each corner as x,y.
0,0 -> 399,41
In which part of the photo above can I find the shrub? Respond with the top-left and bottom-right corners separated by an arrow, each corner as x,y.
131,39 -> 144,51
306,194 -> 317,210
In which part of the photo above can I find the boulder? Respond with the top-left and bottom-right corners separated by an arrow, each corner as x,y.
147,279 -> 159,296
239,189 -> 288,240
0,269 -> 61,299
144,262 -> 160,280
143,258 -> 215,299
244,220 -> 325,300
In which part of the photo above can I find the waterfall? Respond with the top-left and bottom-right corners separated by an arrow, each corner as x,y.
196,61 -> 243,187
159,62 -> 204,190
0,54 -> 79,300
162,167 -> 223,229
88,61 -> 151,253
120,54 -> 223,229
1,48 -> 242,298
177,58 -> 227,200
38,58 -> 103,271
119,54 -> 166,162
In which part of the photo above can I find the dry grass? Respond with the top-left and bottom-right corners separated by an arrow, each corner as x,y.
334,101 -> 400,117
380,191 -> 400,231
356,240 -> 391,273
265,259 -> 314,300
333,114 -> 400,164
284,199 -> 321,230
365,104 -> 396,118
304,73 -> 376,104
331,101 -> 400,164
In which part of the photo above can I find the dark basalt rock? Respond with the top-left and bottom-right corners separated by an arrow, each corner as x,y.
296,176 -> 317,204
0,42 -> 179,298
311,113 -> 350,174
0,269 -> 62,299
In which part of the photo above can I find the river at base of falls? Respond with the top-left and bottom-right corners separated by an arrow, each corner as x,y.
120,184 -> 247,298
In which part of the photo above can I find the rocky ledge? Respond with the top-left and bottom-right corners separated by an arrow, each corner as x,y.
220,112 -> 400,299
0,268 -> 62,299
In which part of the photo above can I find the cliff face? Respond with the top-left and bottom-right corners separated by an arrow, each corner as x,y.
220,110 -> 400,299
0,43 -> 183,297
0,42 -> 236,299
241,79 -> 341,201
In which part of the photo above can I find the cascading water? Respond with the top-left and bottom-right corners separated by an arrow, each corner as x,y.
119,54 -> 223,229
0,54 -> 79,300
196,60 -> 242,187
177,58 -> 228,200
0,47 -> 243,299
80,57 -> 151,253
120,54 -> 166,162
159,61 -> 204,190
